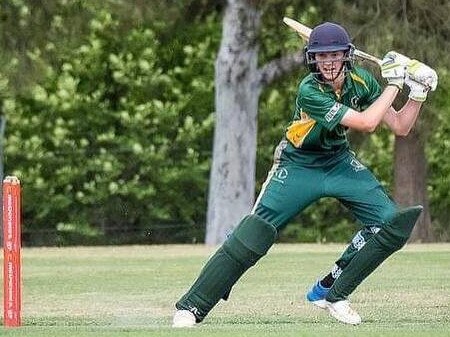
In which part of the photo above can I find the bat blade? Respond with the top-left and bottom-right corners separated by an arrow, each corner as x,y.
283,17 -> 312,41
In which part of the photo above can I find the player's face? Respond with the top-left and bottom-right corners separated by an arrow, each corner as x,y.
315,51 -> 345,81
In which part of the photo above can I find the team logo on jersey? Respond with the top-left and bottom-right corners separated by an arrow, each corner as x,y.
300,110 -> 311,121
325,102 -> 342,122
351,96 -> 361,109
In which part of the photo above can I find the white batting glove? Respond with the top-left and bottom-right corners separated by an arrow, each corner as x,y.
380,51 -> 408,89
407,60 -> 438,92
405,75 -> 429,102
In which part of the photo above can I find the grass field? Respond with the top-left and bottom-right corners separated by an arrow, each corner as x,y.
1,244 -> 449,336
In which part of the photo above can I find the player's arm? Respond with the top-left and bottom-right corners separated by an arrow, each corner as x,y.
340,51 -> 406,133
382,101 -> 422,136
340,86 -> 399,132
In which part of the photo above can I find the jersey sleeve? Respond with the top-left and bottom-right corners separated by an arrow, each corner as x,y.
298,87 -> 349,131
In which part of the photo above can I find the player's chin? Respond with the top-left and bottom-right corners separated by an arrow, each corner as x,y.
321,72 -> 338,81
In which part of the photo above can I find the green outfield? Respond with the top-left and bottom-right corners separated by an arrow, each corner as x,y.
1,244 -> 449,336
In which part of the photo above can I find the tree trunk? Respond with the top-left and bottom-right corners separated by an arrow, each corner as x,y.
394,129 -> 433,242
206,0 -> 261,245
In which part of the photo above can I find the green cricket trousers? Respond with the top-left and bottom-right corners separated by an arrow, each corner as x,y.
253,145 -> 398,232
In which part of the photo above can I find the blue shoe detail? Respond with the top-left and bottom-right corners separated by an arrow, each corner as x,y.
306,281 -> 330,302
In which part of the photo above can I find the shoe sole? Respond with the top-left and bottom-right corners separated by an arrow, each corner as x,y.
172,323 -> 196,328
326,305 -> 361,325
308,299 -> 328,309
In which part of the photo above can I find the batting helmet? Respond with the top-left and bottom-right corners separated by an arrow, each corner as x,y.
304,22 -> 355,78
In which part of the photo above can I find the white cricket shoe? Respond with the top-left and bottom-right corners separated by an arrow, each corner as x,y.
172,309 -> 196,328
326,300 -> 361,325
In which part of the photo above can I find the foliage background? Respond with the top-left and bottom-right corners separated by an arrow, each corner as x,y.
0,0 -> 448,245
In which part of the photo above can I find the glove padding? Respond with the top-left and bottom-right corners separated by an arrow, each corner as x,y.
380,51 -> 408,89
405,60 -> 438,102
407,59 -> 438,91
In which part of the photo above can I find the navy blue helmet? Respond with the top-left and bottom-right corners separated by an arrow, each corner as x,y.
304,22 -> 355,79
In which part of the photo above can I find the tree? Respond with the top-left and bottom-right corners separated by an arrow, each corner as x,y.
394,130 -> 433,241
206,0 -> 303,244
3,5 -> 218,245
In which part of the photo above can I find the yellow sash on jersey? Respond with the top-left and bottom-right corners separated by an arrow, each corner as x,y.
286,113 -> 316,148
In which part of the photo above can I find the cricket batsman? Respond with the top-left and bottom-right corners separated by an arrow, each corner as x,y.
172,21 -> 438,327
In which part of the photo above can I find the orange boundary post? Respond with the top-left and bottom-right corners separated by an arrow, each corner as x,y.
3,176 -> 21,327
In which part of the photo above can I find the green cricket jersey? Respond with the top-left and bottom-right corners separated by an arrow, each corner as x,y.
281,66 -> 381,165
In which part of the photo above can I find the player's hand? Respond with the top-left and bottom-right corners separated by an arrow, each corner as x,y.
380,51 -> 408,90
407,60 -> 438,92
